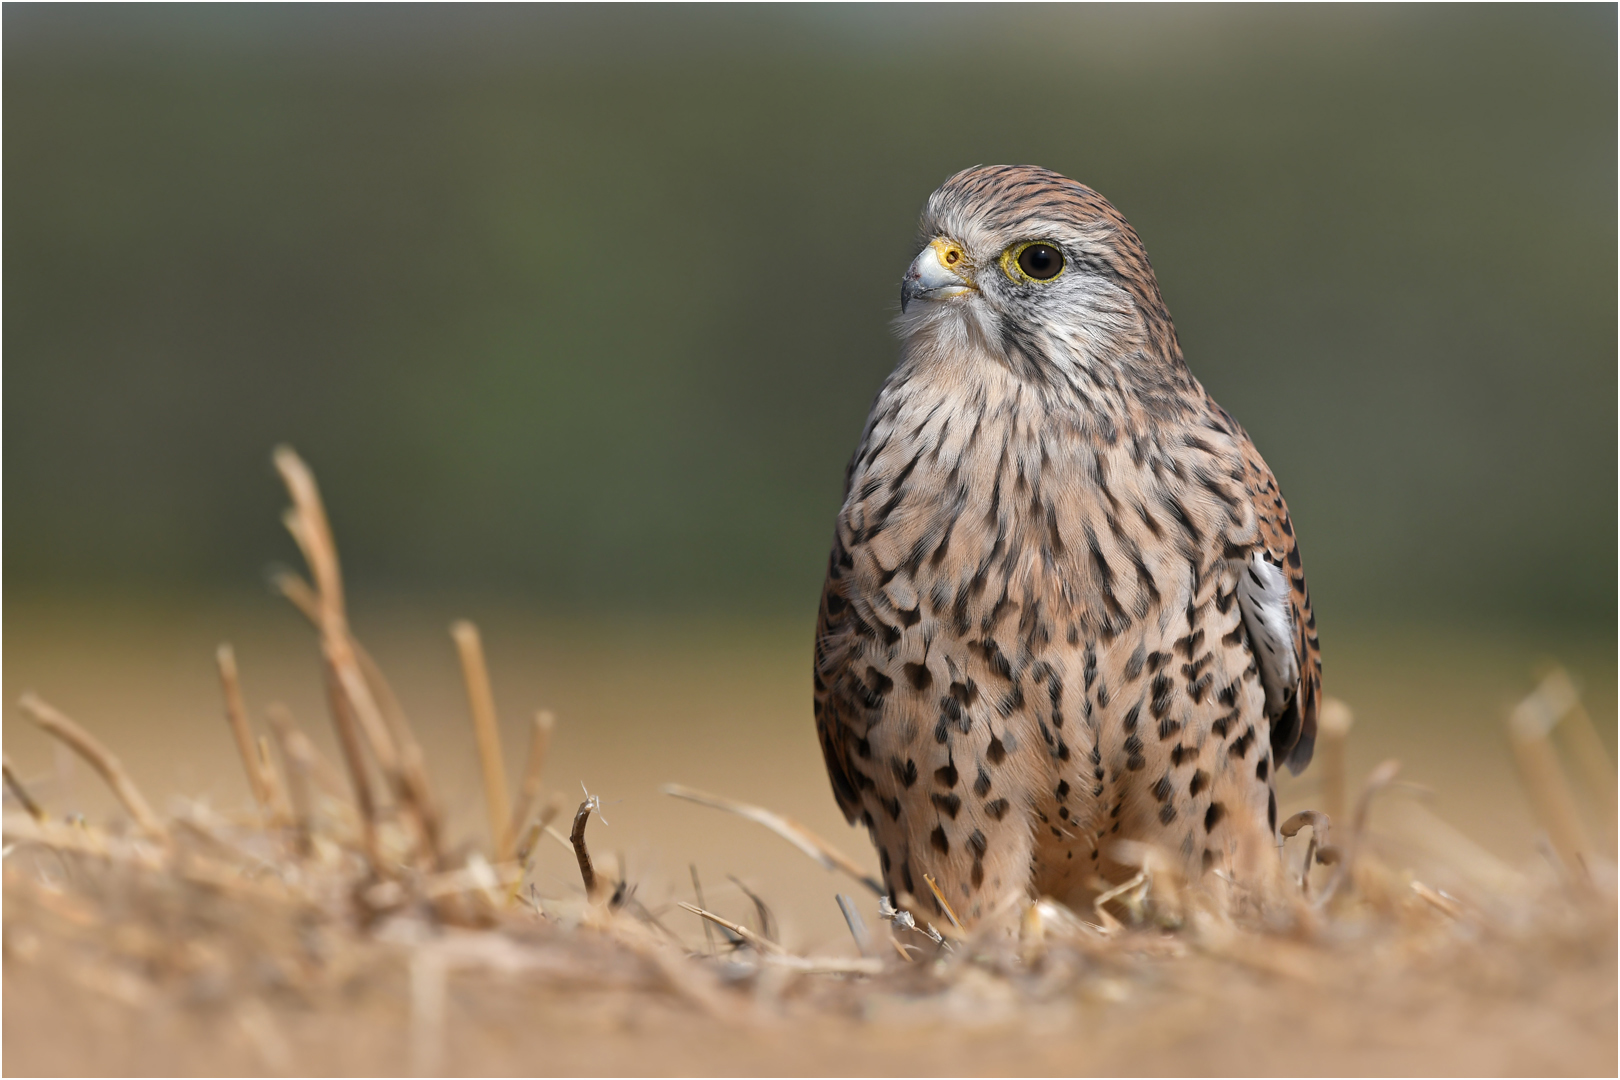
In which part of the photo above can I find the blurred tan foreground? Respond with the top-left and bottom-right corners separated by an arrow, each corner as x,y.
4,588 -> 1615,1075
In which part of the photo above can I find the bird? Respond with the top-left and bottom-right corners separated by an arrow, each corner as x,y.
813,165 -> 1320,927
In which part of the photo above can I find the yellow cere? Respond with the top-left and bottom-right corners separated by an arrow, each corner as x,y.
929,237 -> 967,271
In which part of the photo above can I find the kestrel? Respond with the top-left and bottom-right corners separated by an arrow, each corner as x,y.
814,165 -> 1320,926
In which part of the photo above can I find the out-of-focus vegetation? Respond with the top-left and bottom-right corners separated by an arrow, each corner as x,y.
5,5 -> 1614,625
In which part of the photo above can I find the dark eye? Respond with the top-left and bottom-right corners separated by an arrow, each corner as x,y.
1017,243 -> 1063,280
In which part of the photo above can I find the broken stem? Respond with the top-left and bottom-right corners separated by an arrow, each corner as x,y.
505,710 -> 554,862
453,620 -> 511,859
217,644 -> 272,814
19,694 -> 168,842
323,662 -> 382,875
661,783 -> 882,896
677,902 -> 782,956
922,872 -> 964,931
3,754 -> 47,822
571,793 -> 604,902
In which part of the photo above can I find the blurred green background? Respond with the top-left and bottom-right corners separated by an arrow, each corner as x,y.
5,4 -> 1615,628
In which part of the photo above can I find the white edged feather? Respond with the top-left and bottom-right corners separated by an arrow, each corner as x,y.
1233,551 -> 1299,717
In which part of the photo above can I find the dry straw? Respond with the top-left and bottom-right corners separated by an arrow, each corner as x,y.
217,644 -> 275,816
3,754 -> 47,823
1509,667 -> 1614,887
3,446 -> 1613,1074
18,693 -> 168,842
661,782 -> 884,896
452,619 -> 513,860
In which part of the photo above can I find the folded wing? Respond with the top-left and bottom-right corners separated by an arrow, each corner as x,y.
1232,426 -> 1321,775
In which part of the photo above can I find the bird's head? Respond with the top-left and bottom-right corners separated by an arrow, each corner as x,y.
897,165 -> 1183,383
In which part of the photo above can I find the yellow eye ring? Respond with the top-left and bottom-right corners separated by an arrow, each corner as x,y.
1001,241 -> 1065,284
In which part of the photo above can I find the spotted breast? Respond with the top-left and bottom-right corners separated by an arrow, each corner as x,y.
813,165 -> 1320,926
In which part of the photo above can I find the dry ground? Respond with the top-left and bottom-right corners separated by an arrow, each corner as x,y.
4,592 -> 1614,1077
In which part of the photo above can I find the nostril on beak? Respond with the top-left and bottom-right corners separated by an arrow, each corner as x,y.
901,241 -> 973,313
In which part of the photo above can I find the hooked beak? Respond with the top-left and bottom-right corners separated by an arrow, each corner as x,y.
900,238 -> 975,312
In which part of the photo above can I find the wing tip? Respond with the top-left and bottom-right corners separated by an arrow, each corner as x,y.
1269,693 -> 1317,775
1283,727 -> 1316,775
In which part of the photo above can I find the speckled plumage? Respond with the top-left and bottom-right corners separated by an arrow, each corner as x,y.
814,165 -> 1320,924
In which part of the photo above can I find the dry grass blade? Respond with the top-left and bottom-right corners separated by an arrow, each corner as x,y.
727,875 -> 778,943
323,662 -> 382,874
1523,667 -> 1615,850
922,873 -> 963,931
836,894 -> 872,957
275,568 -> 445,865
1509,677 -> 1594,885
661,783 -> 882,896
255,735 -> 294,823
452,620 -> 512,860
1411,880 -> 1463,919
676,901 -> 782,955
217,644 -> 272,814
338,620 -> 445,867
265,705 -> 316,854
3,754 -> 47,822
274,569 -> 414,757
1092,870 -> 1147,931
272,569 -> 321,624
272,447 -> 345,627
504,794 -> 568,906
327,664 -> 403,793
690,864 -> 720,953
506,710 -> 555,856
19,693 -> 167,842
264,703 -> 347,800
391,749 -> 445,868
274,448 -> 443,870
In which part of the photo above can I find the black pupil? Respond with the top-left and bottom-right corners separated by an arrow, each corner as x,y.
1018,243 -> 1062,280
